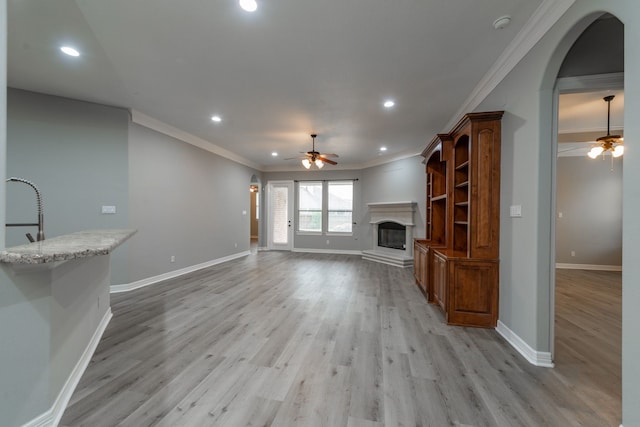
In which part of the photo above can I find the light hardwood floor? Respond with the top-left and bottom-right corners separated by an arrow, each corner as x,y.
554,268 -> 621,426
60,253 -> 621,426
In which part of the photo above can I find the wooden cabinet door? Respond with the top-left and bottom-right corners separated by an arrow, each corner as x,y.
414,242 -> 422,284
446,259 -> 498,327
433,253 -> 447,313
469,120 -> 501,259
421,246 -> 430,296
413,244 -> 429,294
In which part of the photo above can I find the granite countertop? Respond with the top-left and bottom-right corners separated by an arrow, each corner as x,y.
0,229 -> 136,264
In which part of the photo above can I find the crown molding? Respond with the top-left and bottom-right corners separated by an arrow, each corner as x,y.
446,0 -> 576,131
358,148 -> 423,170
130,110 -> 261,171
556,72 -> 624,93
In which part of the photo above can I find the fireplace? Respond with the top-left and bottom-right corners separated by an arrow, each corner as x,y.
378,221 -> 406,250
362,201 -> 416,268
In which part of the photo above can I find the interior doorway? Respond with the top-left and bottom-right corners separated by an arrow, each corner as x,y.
551,14 -> 623,426
249,175 -> 260,253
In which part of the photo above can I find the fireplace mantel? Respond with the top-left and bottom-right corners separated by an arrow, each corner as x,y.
368,202 -> 416,226
363,201 -> 416,268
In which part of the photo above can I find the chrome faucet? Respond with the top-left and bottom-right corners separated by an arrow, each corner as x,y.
5,177 -> 45,242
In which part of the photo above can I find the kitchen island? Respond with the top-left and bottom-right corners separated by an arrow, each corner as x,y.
0,229 -> 135,427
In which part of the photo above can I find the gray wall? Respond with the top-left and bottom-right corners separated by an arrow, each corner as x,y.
361,156 -> 426,249
6,89 -> 130,284
127,123 -> 260,283
556,156 -> 622,266
474,1 -> 639,423
1,0 -> 6,248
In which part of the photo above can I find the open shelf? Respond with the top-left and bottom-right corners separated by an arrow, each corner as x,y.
452,134 -> 470,256
455,160 -> 469,170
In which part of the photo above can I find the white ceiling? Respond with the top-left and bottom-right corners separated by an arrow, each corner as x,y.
8,0 -> 550,171
559,90 -> 624,135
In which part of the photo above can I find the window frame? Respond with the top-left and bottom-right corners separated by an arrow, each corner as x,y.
296,181 -> 323,234
296,180 -> 354,236
327,181 -> 354,235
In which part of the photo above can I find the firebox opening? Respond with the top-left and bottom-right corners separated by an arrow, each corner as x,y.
378,221 -> 406,250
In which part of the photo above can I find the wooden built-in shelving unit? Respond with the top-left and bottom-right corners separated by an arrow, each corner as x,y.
414,111 -> 503,328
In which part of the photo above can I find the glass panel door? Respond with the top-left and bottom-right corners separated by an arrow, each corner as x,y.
267,181 -> 294,250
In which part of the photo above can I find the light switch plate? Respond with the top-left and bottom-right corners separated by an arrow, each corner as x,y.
510,205 -> 522,218
101,205 -> 116,214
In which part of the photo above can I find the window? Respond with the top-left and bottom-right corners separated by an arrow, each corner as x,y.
297,180 -> 354,234
328,181 -> 353,233
298,181 -> 323,232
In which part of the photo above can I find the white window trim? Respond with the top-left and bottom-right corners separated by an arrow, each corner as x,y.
296,180 -> 354,236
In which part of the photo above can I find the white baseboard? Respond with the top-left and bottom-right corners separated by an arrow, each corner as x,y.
496,320 -> 554,368
556,263 -> 622,272
257,246 -> 269,252
110,251 -> 251,293
292,247 -> 363,256
23,309 -> 113,427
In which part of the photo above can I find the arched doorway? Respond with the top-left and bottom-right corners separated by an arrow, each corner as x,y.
546,12 -> 623,426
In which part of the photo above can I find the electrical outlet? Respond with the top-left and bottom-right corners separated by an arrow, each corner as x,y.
326,239 -> 330,245
170,255 -> 175,263
101,205 -> 116,214
571,250 -> 575,257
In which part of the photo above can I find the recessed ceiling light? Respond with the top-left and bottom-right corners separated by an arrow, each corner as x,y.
271,152 -> 278,157
239,0 -> 257,12
380,146 -> 387,152
60,46 -> 80,57
383,100 -> 395,108
211,115 -> 222,122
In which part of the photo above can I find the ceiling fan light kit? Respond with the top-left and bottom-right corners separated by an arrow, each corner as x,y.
588,95 -> 624,159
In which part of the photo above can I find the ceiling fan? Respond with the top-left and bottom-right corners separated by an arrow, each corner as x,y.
286,134 -> 339,169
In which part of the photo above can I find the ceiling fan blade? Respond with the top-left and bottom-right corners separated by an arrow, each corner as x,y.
283,155 -> 307,160
318,157 -> 337,165
320,153 -> 339,158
